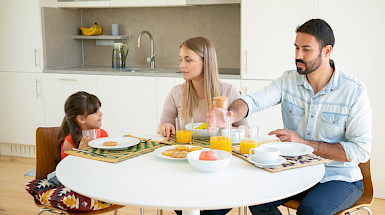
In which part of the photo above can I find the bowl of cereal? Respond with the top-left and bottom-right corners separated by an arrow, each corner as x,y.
187,149 -> 232,173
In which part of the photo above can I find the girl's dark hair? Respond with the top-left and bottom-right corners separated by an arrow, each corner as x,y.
296,19 -> 335,50
56,91 -> 101,163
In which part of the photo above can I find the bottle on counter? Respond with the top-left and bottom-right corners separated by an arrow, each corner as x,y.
210,96 -> 232,153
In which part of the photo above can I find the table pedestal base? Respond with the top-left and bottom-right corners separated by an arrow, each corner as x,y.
182,209 -> 200,215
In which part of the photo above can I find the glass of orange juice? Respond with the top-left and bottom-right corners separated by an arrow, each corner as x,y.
239,125 -> 259,154
175,117 -> 193,144
210,136 -> 232,153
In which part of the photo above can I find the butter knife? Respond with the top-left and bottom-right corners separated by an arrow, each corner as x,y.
73,148 -> 106,157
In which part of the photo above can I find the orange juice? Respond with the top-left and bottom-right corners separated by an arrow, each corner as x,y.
176,130 -> 193,144
210,136 -> 232,153
240,139 -> 258,154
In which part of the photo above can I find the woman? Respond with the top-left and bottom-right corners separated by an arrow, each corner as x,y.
158,36 -> 247,137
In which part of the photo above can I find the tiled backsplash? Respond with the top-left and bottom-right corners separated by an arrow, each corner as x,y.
43,5 -> 240,71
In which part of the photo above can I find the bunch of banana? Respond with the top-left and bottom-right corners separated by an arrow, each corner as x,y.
80,23 -> 102,36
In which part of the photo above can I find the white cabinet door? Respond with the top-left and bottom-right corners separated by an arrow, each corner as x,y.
98,76 -> 157,137
241,0 -> 318,80
0,0 -> 43,73
241,80 -> 283,139
111,0 -> 167,7
0,72 -> 44,145
43,73 -> 98,127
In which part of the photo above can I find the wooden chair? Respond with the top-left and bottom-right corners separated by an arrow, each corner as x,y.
283,160 -> 373,215
34,126 -> 125,215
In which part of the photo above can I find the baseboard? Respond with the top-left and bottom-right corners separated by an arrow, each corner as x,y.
0,142 -> 36,158
373,177 -> 385,199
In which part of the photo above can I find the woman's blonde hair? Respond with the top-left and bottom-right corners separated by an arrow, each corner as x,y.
180,37 -> 220,117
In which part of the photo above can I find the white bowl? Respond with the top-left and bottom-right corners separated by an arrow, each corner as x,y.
186,122 -> 217,139
187,149 -> 232,173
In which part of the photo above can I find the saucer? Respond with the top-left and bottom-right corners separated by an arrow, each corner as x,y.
247,156 -> 286,168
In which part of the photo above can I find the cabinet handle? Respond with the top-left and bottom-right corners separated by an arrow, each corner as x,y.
35,78 -> 41,98
34,48 -> 40,68
245,50 -> 248,74
58,78 -> 77,81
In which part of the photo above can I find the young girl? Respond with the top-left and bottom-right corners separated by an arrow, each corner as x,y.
57,91 -> 108,161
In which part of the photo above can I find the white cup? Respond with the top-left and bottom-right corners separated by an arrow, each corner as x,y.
112,24 -> 119,36
249,146 -> 280,164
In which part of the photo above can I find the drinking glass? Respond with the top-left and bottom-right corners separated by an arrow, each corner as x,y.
239,125 -> 259,154
82,129 -> 101,140
175,117 -> 193,144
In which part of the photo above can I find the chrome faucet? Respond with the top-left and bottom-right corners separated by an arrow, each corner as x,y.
138,30 -> 156,68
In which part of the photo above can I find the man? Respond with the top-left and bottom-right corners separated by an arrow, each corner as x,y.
210,19 -> 372,214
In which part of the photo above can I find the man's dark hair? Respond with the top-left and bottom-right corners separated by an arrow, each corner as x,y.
296,19 -> 335,49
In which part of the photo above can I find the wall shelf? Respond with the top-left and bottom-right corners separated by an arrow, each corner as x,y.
72,35 -> 130,46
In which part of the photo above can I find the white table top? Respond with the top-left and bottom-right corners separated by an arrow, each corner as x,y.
56,137 -> 325,211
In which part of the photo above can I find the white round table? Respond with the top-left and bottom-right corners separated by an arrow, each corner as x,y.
56,140 -> 325,215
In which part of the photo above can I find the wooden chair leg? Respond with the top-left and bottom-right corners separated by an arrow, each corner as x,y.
140,207 -> 144,215
287,207 -> 292,215
244,206 -> 248,215
157,209 -> 163,215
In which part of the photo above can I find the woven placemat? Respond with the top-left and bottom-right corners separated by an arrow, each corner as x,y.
232,145 -> 331,173
65,135 -> 164,163
161,137 -> 211,148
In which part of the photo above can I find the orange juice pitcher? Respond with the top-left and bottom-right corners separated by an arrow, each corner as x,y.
210,97 -> 232,153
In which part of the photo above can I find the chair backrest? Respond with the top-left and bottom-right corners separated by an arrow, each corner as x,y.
35,127 -> 61,179
357,159 -> 373,205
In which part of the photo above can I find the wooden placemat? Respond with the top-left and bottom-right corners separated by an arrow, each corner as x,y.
232,145 -> 331,173
161,137 -> 211,148
65,135 -> 164,163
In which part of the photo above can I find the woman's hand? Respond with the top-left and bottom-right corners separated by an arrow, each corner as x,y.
158,123 -> 176,137
79,135 -> 92,149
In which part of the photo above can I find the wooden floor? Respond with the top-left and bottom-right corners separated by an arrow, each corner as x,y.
1,155 -> 384,215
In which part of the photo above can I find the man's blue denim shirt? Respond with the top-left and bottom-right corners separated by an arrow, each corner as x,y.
240,61 -> 372,183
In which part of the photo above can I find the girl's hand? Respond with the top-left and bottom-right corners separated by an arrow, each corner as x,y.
79,135 -> 92,149
158,123 -> 176,138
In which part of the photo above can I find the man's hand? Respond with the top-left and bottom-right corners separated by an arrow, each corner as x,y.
268,129 -> 305,143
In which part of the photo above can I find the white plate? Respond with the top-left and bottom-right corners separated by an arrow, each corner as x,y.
153,145 -> 201,160
247,156 -> 286,168
260,142 -> 314,157
88,137 -> 140,150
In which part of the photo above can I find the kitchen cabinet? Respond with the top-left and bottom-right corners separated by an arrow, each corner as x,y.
98,76 -> 157,137
0,0 -> 43,73
57,0 -> 111,8
0,0 -> 45,146
43,73 -> 98,127
0,72 -> 44,145
241,0 -> 318,80
240,80 -> 283,138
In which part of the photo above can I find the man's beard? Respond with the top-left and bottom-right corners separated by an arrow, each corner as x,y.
296,53 -> 322,75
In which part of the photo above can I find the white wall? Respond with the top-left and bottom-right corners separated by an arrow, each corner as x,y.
319,0 -> 385,198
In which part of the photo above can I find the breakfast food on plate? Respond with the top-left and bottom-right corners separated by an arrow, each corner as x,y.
103,141 -> 118,146
170,151 -> 188,158
175,145 -> 189,151
162,149 -> 178,156
189,146 -> 203,151
162,146 -> 203,158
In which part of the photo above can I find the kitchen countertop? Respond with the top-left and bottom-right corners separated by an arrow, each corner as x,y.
44,66 -> 241,79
